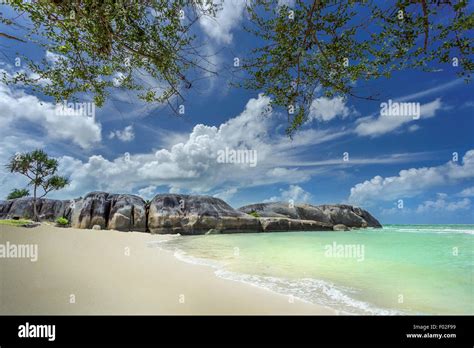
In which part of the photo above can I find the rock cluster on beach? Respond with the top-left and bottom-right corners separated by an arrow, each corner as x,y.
148,194 -> 261,234
238,202 -> 382,230
0,191 -> 382,234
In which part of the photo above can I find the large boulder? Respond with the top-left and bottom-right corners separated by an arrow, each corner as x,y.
70,192 -> 147,232
5,197 -> 37,220
73,192 -> 111,229
317,204 -> 381,228
0,200 -> 15,218
38,199 -> 68,221
238,202 -> 381,229
0,197 -> 70,221
148,194 -> 261,235
107,194 -> 147,232
238,202 -> 332,224
358,208 -> 383,228
317,205 -> 367,228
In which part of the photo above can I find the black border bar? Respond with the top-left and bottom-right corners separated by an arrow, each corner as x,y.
0,315 -> 473,346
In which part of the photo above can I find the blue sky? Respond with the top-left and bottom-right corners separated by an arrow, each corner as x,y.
0,1 -> 473,224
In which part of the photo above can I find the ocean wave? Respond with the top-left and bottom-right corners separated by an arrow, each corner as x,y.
151,239 -> 404,315
214,269 -> 403,315
387,228 -> 474,235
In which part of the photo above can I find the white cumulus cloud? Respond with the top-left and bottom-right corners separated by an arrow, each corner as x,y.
348,150 -> 474,204
46,94 -> 316,200
264,185 -> 312,203
458,186 -> 474,197
0,76 -> 101,149
308,96 -> 353,122
198,0 -> 247,44
108,125 -> 135,142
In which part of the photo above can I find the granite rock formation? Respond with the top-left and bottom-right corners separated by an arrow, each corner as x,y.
238,202 -> 382,230
0,192 -> 382,233
148,194 -> 261,234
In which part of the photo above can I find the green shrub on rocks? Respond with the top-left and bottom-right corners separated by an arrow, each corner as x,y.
56,217 -> 69,226
248,211 -> 260,218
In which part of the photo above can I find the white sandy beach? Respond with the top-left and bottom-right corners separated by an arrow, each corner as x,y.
0,224 -> 334,315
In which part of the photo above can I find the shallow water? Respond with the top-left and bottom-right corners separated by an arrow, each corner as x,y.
150,225 -> 474,315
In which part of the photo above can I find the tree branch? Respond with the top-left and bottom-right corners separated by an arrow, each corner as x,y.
0,32 -> 25,42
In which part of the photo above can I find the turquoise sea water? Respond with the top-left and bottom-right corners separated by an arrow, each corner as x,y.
150,225 -> 474,315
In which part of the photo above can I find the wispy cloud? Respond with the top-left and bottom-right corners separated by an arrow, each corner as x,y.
396,79 -> 463,102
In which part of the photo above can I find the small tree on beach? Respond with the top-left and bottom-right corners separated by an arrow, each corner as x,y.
6,188 -> 30,200
6,150 -> 69,221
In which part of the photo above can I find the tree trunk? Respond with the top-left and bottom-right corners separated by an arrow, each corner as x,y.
33,185 -> 39,222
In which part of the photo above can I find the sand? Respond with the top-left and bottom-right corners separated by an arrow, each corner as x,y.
0,224 -> 334,315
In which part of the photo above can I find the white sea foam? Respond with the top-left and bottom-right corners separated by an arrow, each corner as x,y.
214,269 -> 403,315
146,234 -> 183,247
173,248 -> 224,269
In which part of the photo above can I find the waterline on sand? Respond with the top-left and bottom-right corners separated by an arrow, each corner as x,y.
148,225 -> 473,315
149,238 -> 403,315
